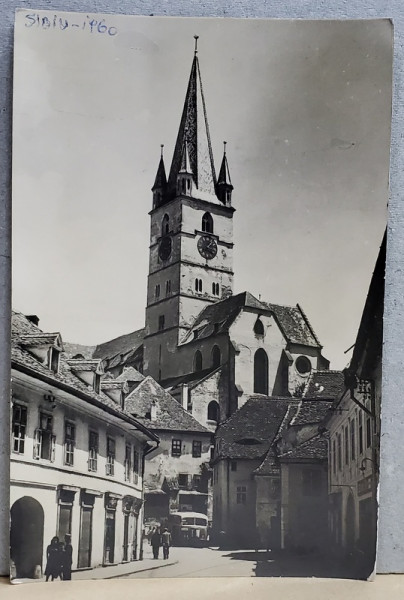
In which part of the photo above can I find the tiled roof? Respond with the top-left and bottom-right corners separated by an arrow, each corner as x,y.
124,376 -> 210,434
291,399 -> 334,427
115,367 -> 145,384
182,292 -> 321,348
20,332 -> 63,349
254,450 -> 280,476
11,312 -> 157,440
93,328 -> 145,360
279,434 -> 328,461
215,396 -> 299,461
303,370 -> 345,400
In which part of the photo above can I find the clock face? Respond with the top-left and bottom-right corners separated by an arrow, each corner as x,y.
197,235 -> 217,260
158,236 -> 172,261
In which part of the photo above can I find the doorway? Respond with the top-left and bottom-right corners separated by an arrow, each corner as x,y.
104,510 -> 116,564
10,496 -> 44,578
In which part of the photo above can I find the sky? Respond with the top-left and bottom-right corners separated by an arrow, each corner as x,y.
12,12 -> 391,369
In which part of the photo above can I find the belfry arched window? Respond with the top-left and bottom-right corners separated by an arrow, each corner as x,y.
207,401 -> 220,423
254,319 -> 265,336
193,350 -> 203,372
162,214 -> 170,236
254,348 -> 269,395
212,345 -> 221,368
202,212 -> 213,234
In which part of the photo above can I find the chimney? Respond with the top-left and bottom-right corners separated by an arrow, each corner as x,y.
181,384 -> 189,411
26,315 -> 40,326
150,400 -> 158,421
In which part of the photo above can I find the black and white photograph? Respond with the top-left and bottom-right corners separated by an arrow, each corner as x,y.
10,10 -> 390,582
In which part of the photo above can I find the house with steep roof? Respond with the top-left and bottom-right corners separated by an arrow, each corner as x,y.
10,313 -> 158,580
123,376 -> 213,523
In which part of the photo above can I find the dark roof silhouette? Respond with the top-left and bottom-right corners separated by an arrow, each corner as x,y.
93,327 -> 145,360
303,370 -> 345,400
279,434 -> 329,461
215,395 -> 298,461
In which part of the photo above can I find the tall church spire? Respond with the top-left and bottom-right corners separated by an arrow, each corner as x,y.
167,37 -> 218,203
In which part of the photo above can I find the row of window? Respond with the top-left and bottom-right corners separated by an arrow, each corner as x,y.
194,278 -> 220,296
160,212 -> 214,237
332,411 -> 372,475
193,346 -> 221,371
12,404 -> 141,480
172,439 -> 202,458
155,280 -> 172,300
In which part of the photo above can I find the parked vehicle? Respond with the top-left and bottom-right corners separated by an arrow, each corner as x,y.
168,512 -> 209,547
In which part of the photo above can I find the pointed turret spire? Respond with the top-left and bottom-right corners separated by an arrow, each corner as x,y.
167,38 -> 217,202
216,141 -> 233,206
152,144 -> 167,208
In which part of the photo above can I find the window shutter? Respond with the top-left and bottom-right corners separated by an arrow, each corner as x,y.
33,429 -> 41,459
50,434 -> 56,462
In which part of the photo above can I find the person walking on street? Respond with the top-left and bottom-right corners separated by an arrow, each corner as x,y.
150,528 -> 161,559
161,528 -> 172,559
45,537 -> 61,582
62,534 -> 73,580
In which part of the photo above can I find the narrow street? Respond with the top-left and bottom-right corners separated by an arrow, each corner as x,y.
119,546 -> 356,579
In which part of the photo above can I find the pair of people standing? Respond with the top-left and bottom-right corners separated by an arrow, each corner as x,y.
44,534 -> 73,581
150,528 -> 172,559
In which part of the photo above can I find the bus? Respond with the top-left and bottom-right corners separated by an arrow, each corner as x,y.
168,512 -> 209,547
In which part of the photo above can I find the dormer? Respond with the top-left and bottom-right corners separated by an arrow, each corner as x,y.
100,379 -> 129,408
20,332 -> 64,374
66,357 -> 104,392
177,139 -> 193,196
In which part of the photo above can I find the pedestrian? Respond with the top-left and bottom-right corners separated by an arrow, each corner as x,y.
161,528 -> 172,559
150,527 -> 161,559
62,534 -> 73,580
45,536 -> 61,582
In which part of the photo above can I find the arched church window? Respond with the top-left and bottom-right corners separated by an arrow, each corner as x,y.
212,345 -> 221,368
195,278 -> 203,292
254,319 -> 265,336
202,212 -> 214,234
162,214 -> 170,236
254,348 -> 269,395
212,282 -> 220,296
207,401 -> 220,423
193,350 -> 203,372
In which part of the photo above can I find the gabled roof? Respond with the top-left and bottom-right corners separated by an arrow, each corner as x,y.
303,370 -> 345,400
182,291 -> 321,348
115,366 -> 145,385
124,376 -> 210,434
215,396 -> 299,461
11,312 -> 157,441
279,434 -> 329,461
93,328 -> 145,361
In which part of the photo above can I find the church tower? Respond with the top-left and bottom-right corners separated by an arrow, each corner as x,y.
143,38 -> 235,381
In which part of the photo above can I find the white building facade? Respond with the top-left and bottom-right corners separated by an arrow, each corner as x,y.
10,313 -> 158,580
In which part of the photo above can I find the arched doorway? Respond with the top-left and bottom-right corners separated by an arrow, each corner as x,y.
11,496 -> 44,579
254,348 -> 269,395
345,494 -> 355,551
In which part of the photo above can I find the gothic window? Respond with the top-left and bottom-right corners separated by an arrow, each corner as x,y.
155,284 -> 160,299
158,315 -> 165,331
195,278 -> 202,292
202,212 -> 213,234
193,350 -> 203,372
212,345 -> 221,368
212,282 -> 220,296
253,348 -> 269,395
162,214 -> 170,236
207,401 -> 220,423
165,280 -> 171,295
253,319 -> 264,336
